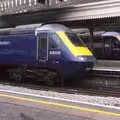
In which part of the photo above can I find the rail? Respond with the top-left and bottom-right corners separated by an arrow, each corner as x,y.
0,68 -> 120,97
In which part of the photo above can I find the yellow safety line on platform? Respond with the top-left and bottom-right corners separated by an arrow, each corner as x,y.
0,93 -> 120,117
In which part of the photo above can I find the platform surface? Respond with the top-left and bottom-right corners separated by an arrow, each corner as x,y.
95,60 -> 120,67
0,90 -> 119,120
94,60 -> 120,72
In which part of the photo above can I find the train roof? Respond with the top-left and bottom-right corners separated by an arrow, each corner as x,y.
0,23 -> 42,35
102,32 -> 120,37
35,24 -> 72,32
0,24 -> 72,35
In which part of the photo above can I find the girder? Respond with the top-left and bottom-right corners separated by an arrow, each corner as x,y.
0,0 -> 120,29
0,0 -> 71,15
0,0 -> 119,17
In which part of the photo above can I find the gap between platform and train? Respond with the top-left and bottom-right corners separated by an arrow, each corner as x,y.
0,89 -> 120,117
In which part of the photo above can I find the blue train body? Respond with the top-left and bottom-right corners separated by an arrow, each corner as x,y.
0,24 -> 96,85
0,34 -> 36,64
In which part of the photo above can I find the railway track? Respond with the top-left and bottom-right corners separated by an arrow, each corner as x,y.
0,68 -> 119,97
0,78 -> 119,98
87,69 -> 120,89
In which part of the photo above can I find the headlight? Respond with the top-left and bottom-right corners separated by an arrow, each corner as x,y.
77,56 -> 87,61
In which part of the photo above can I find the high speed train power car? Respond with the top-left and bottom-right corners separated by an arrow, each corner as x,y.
0,24 -> 96,86
80,31 -> 120,60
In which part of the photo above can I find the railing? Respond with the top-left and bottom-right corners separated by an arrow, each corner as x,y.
0,0 -> 70,15
0,0 -> 47,15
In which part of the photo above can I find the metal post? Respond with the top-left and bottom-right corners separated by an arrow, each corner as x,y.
88,27 -> 94,51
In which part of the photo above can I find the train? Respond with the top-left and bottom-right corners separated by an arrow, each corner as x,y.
0,24 -> 95,86
79,31 -> 120,60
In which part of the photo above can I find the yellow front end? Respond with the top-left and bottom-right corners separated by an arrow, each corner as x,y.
56,31 -> 93,57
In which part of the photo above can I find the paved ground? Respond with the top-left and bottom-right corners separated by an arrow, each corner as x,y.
0,102 -> 87,120
0,91 -> 119,120
0,97 -> 93,120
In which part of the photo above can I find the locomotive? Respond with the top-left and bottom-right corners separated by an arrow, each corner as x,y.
80,31 -> 120,60
0,24 -> 95,86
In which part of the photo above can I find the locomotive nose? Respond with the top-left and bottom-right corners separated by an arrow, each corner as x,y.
75,46 -> 93,56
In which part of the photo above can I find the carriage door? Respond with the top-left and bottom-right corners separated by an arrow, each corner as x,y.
36,32 -> 48,63
103,36 -> 112,58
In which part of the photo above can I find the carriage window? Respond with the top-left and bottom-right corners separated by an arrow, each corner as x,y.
93,36 -> 103,48
49,33 -> 60,49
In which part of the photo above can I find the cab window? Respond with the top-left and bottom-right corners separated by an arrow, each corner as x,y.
49,33 -> 60,49
66,32 -> 85,46
103,36 -> 120,49
38,32 -> 48,50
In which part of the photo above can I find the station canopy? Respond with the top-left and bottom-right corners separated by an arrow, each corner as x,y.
0,0 -> 120,28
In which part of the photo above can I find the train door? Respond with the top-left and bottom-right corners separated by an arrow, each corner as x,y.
36,32 -> 48,63
92,36 -> 103,58
48,32 -> 61,65
103,36 -> 112,59
110,37 -> 120,59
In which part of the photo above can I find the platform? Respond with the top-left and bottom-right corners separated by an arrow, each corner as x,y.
0,90 -> 119,120
93,67 -> 120,72
94,60 -> 120,72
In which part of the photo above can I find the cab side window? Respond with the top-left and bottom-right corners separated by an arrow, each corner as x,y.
49,33 -> 60,49
38,32 -> 48,50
